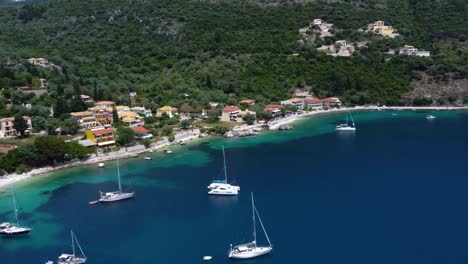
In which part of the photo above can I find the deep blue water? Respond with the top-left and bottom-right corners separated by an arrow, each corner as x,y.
1,110 -> 468,264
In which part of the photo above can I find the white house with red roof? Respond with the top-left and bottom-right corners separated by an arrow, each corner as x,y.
132,125 -> 153,139
221,106 -> 241,122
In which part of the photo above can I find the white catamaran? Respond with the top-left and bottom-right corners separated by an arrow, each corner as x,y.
0,191 -> 31,236
228,193 -> 272,259
57,230 -> 87,264
336,111 -> 356,131
98,154 -> 135,203
207,146 -> 240,196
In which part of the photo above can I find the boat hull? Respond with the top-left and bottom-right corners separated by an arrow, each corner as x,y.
336,127 -> 356,131
228,246 -> 272,259
99,192 -> 135,202
57,257 -> 87,264
208,189 -> 239,195
0,229 -> 31,236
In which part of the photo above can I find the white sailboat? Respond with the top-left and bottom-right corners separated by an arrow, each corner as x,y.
57,230 -> 87,264
207,146 -> 240,196
228,193 -> 272,259
98,154 -> 134,202
0,191 -> 31,236
336,111 -> 356,131
426,115 -> 436,119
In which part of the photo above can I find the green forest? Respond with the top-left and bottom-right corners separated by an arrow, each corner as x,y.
0,0 -> 466,115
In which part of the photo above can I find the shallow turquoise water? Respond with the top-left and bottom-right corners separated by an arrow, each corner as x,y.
1,110 -> 468,264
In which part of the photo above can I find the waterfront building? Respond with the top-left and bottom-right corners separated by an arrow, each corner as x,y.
220,106 -> 241,122
85,127 -> 116,147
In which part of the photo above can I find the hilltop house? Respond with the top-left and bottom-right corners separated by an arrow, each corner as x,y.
27,58 -> 49,67
220,106 -> 241,122
399,45 -> 430,57
156,106 -> 178,118
85,127 -> 115,147
0,116 -> 32,138
80,94 -> 94,104
39,78 -> 48,88
367,21 -> 398,37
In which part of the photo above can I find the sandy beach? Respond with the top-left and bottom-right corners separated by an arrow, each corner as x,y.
1,106 -> 467,190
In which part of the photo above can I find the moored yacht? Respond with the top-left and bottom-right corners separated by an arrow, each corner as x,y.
207,146 -> 240,196
228,193 -> 272,259
98,154 -> 134,203
57,230 -> 87,264
336,111 -> 356,131
0,191 -> 31,236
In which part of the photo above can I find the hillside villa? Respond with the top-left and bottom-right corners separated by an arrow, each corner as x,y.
95,101 -> 116,109
27,58 -> 49,67
80,94 -> 94,104
0,116 -> 32,138
156,106 -> 179,118
264,104 -> 284,117
399,45 -> 430,57
367,21 -> 399,38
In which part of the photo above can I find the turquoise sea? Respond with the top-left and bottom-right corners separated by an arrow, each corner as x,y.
1,110 -> 468,264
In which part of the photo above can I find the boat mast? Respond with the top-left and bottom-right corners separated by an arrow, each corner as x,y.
251,192 -> 257,246
116,154 -> 122,193
12,191 -> 19,226
255,207 -> 272,247
350,111 -> 355,126
223,146 -> 227,183
71,230 -> 75,257
72,230 -> 86,259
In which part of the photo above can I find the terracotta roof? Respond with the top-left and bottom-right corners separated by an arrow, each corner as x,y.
290,98 -> 303,103
132,126 -> 150,134
304,98 -> 322,103
223,106 -> 241,112
264,104 -> 284,109
90,128 -> 114,135
80,94 -> 91,99
239,99 -> 255,104
0,116 -> 30,122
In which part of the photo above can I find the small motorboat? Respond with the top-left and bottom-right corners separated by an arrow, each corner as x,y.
98,163 -> 105,168
426,115 -> 436,119
203,256 -> 212,261
164,149 -> 172,154
88,200 -> 99,205
144,157 -> 152,160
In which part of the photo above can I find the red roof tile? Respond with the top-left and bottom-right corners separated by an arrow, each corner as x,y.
223,106 -> 241,112
91,128 -> 114,135
321,97 -> 340,102
305,98 -> 322,103
264,104 -> 284,109
132,126 -> 150,134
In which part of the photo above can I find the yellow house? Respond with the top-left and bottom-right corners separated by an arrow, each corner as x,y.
369,20 -> 394,36
156,106 -> 178,118
85,128 -> 116,147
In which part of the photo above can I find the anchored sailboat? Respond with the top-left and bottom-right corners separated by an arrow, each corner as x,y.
336,111 -> 356,131
228,193 -> 272,259
207,146 -> 240,196
0,191 -> 31,236
98,154 -> 135,202
57,230 -> 87,264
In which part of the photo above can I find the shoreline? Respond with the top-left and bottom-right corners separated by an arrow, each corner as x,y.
1,106 -> 467,190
